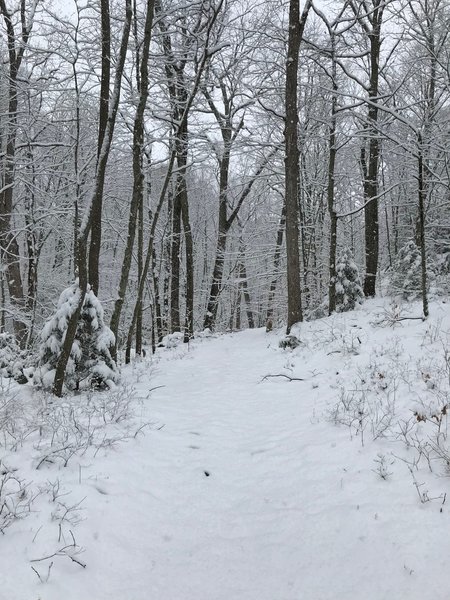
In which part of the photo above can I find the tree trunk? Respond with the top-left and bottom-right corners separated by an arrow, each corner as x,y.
0,252 -> 5,332
88,0 -> 111,295
0,0 -> 34,346
327,31 -> 338,315
162,184 -> 173,336
204,147 -> 278,330
53,0 -> 133,396
203,225 -> 228,330
240,260 -> 254,328
109,0 -> 155,358
180,187 -> 195,341
363,1 -> 383,297
152,248 -> 164,343
135,180 -> 144,355
156,3 -> 194,340
418,134 -> 429,318
203,143 -> 230,330
266,204 -> 286,324
125,0 -> 225,351
285,0 -> 312,333
53,244 -> 88,397
170,192 -> 182,332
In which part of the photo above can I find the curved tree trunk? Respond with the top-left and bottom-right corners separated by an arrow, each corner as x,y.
53,0 -> 133,396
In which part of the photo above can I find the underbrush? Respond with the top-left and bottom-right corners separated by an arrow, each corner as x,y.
327,305 -> 450,505
0,373 -> 154,581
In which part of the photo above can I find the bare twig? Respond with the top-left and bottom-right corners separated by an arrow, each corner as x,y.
31,561 -> 53,583
261,373 -> 305,383
30,543 -> 86,568
148,385 -> 165,393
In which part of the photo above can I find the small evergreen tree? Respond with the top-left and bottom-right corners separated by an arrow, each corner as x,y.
0,333 -> 27,381
390,240 -> 424,299
334,248 -> 364,312
76,288 -> 118,389
37,282 -> 119,391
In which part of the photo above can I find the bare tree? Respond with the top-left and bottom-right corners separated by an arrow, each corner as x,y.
109,0 -> 155,359
53,0 -> 133,396
87,0 -> 111,295
348,0 -> 385,297
284,0 -> 312,333
0,0 -> 39,345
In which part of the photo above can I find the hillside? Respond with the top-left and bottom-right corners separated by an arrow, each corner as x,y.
1,299 -> 450,600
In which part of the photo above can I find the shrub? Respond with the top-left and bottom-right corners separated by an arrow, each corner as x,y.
0,333 -> 28,383
279,335 -> 301,350
37,282 -> 119,391
335,248 -> 364,312
389,240 -> 433,299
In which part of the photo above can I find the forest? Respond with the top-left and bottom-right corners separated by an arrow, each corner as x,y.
1,0 -> 448,392
3,2 -> 450,598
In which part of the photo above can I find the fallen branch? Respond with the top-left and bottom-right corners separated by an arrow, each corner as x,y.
375,313 -> 426,328
392,316 -> 425,322
148,385 -> 165,394
31,561 -> 53,583
30,544 -> 86,568
261,374 -> 305,383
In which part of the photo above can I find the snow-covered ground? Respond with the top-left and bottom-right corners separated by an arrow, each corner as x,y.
2,298 -> 450,600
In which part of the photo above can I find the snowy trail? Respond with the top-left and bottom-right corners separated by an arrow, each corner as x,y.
4,316 -> 450,599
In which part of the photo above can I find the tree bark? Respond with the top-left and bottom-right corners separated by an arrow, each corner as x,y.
135,178 -> 144,355
125,0 -> 226,349
170,192 -> 182,332
203,147 -> 278,330
88,0 -> 111,295
0,0 -> 36,346
327,31 -> 338,315
285,0 -> 312,333
156,6 -> 195,340
109,0 -> 155,358
266,204 -> 286,324
53,0 -> 133,396
417,134 -> 429,317
362,1 -> 383,297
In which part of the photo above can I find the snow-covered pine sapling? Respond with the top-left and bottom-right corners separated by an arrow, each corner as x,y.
334,248 -> 364,312
37,283 -> 82,390
37,282 -> 119,391
0,333 -> 28,383
390,240 -> 434,299
0,333 -> 20,378
279,335 -> 301,350
75,288 -> 118,390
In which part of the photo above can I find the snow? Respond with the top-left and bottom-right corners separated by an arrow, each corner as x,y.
0,333 -> 23,379
2,298 -> 450,599
37,283 -> 118,391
